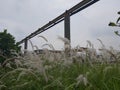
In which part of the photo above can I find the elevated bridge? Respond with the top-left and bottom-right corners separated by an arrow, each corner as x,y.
18,0 -> 99,50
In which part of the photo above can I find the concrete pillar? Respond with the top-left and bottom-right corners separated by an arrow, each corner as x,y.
64,11 -> 71,55
64,11 -> 71,42
24,39 -> 28,50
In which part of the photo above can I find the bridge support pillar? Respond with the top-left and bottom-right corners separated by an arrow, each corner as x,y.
24,39 -> 28,53
64,11 -> 71,54
64,11 -> 71,42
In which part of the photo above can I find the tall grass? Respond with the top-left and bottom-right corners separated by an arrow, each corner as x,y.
0,37 -> 120,90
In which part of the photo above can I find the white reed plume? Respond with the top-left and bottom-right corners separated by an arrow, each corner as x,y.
38,35 -> 48,42
86,40 -> 93,48
97,39 -> 105,48
42,43 -> 55,50
76,74 -> 88,86
103,66 -> 113,73
0,68 -> 40,81
62,59 -> 73,67
22,51 -> 48,82
5,63 -> 14,69
99,48 -> 111,62
29,39 -> 34,51
1,57 -> 21,67
17,71 -> 27,81
33,45 -> 39,50
14,59 -> 23,68
58,36 -> 70,45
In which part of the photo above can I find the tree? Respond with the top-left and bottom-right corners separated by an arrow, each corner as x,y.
109,11 -> 120,36
0,29 -> 21,64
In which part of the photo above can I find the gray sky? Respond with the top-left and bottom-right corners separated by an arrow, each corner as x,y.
0,0 -> 120,50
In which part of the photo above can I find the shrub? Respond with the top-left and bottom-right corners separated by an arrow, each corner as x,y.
0,29 -> 21,64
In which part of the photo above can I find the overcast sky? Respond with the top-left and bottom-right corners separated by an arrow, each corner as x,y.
0,0 -> 120,50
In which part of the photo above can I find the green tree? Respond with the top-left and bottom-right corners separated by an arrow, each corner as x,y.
109,11 -> 120,36
0,29 -> 21,64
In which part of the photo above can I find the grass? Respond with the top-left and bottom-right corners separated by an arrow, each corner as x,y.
0,38 -> 120,90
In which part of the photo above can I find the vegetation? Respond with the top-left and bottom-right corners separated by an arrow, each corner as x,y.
0,36 -> 120,90
0,12 -> 120,89
109,11 -> 120,36
0,29 -> 21,64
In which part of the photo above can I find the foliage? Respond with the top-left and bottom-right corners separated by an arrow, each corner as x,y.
109,11 -> 120,36
0,38 -> 120,90
0,29 -> 21,64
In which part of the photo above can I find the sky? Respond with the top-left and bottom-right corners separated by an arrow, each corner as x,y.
0,0 -> 120,50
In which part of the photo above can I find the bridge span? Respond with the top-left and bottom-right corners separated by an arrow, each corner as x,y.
18,0 -> 99,50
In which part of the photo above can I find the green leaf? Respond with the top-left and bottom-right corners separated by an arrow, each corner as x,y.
3,29 -> 7,33
116,17 -> 120,23
109,22 -> 117,26
118,11 -> 120,15
114,31 -> 120,36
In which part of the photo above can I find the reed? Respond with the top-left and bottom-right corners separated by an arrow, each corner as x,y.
0,36 -> 120,90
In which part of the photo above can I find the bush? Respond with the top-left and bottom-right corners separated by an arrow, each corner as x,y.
0,29 -> 21,64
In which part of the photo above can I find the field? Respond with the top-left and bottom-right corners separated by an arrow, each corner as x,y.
0,39 -> 120,90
